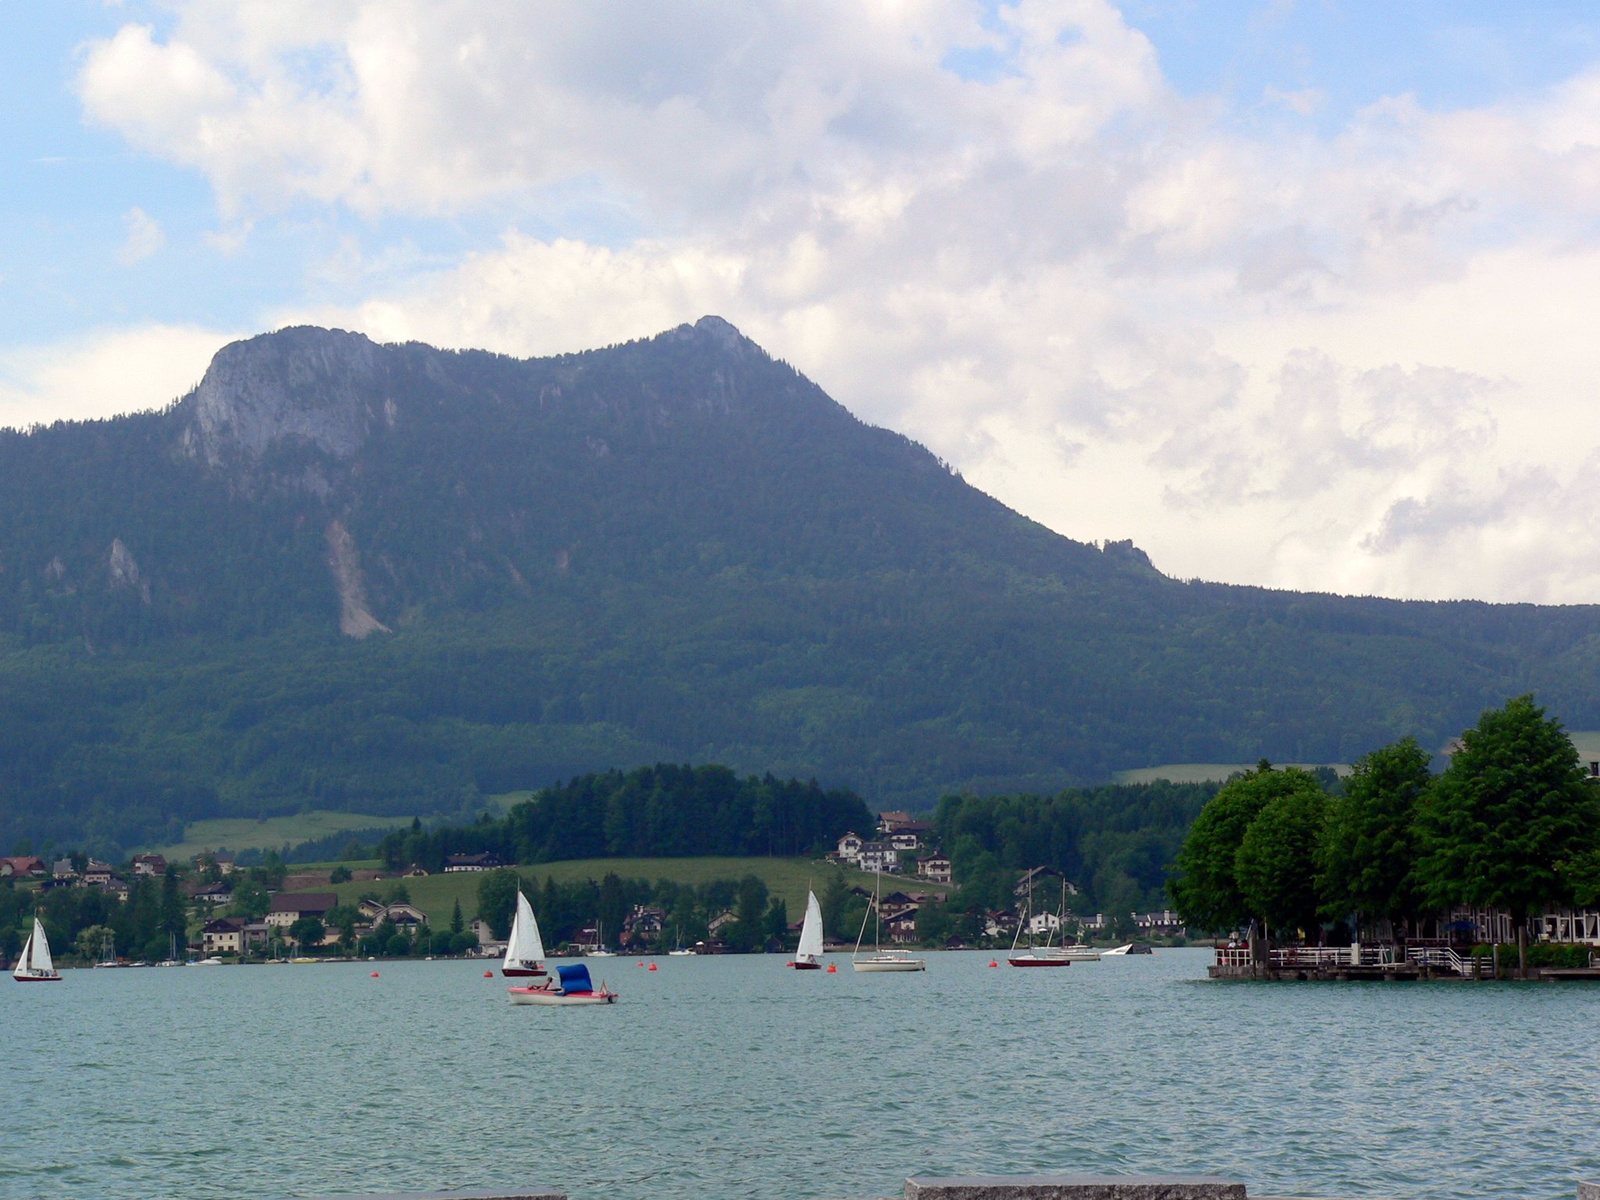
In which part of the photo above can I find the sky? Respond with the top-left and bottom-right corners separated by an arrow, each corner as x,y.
4,2 -> 1600,605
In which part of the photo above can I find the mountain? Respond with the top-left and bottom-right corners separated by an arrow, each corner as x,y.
2,316 -> 1599,854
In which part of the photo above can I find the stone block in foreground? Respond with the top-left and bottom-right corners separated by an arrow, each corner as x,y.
1578,1184 -> 1598,1200
905,1176 -> 1246,1200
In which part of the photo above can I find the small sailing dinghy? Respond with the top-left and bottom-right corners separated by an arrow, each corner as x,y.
502,890 -> 548,977
852,869 -> 925,972
13,918 -> 62,983
509,963 -> 617,1006
789,889 -> 825,969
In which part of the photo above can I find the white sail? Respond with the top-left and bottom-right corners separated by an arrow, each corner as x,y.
14,928 -> 34,979
796,890 -> 824,961
32,919 -> 53,974
504,891 -> 545,969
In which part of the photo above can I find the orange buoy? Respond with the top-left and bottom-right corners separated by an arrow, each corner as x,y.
371,971 -> 380,977
484,970 -> 493,978
826,963 -> 837,973
988,960 -> 999,968
648,962 -> 658,971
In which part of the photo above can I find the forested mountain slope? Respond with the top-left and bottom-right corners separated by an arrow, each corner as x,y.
2,317 -> 1598,854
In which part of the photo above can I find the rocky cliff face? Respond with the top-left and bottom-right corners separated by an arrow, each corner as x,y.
181,326 -> 394,467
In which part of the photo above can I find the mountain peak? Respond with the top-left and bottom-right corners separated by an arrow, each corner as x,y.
181,326 -> 388,467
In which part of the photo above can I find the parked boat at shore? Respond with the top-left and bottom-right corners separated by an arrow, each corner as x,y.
852,869 -> 925,972
510,963 -> 618,1005
1103,943 -> 1153,956
1007,876 -> 1075,968
502,890 -> 548,977
789,890 -> 825,969
12,918 -> 62,982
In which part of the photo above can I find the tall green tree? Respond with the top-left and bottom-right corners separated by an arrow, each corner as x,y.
450,898 -> 464,935
1316,737 -> 1430,934
476,868 -> 521,939
1417,695 -> 1600,974
1235,780 -> 1329,940
1169,763 -> 1299,932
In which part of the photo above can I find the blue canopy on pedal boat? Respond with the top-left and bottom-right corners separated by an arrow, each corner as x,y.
557,963 -> 594,993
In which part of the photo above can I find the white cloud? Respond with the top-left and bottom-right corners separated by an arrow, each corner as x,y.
69,2 -> 1600,603
117,206 -> 165,265
0,325 -> 234,429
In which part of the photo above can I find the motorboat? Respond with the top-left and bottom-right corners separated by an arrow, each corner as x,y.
510,963 -> 618,1006
789,890 -> 825,969
1103,942 -> 1153,956
12,918 -> 62,982
852,869 -> 925,972
502,890 -> 547,977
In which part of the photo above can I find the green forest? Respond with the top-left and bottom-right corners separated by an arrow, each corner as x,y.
375,763 -> 874,869
1168,696 -> 1600,970
6,319 -> 1600,856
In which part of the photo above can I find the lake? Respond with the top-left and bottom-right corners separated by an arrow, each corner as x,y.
3,948 -> 1597,1200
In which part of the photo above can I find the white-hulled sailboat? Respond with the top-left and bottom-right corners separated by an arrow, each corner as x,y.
502,890 -> 548,977
852,869 -> 925,972
13,918 -> 62,982
789,889 -> 825,969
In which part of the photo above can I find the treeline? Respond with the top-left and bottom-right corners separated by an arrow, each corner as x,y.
932,780 -> 1224,913
476,868 -> 790,953
0,870 -> 187,964
1169,696 -> 1600,968
378,763 -> 874,871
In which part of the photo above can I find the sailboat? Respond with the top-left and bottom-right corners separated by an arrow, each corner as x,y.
509,962 -> 618,1006
789,889 -> 825,969
668,925 -> 695,956
502,890 -> 548,977
852,869 -> 925,972
13,918 -> 62,982
1007,875 -> 1076,967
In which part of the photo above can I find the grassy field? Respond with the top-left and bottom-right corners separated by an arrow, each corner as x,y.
148,812 -> 413,860
1113,762 -> 1352,785
323,855 -> 950,927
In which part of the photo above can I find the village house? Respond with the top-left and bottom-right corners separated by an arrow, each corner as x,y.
52,858 -> 78,882
1079,913 -> 1107,935
622,905 -> 666,945
215,852 -> 236,875
131,854 -> 167,876
104,877 -> 130,903
265,892 -> 339,928
1027,911 -> 1064,936
856,841 -> 900,874
835,832 -> 863,863
192,879 -> 233,906
887,831 -> 922,853
82,860 -> 116,888
402,863 -> 430,877
879,891 -> 919,920
442,852 -> 503,873
0,855 -> 45,879
883,906 -> 920,943
469,917 -> 500,948
202,917 -> 246,956
983,910 -> 1020,939
915,854 -> 952,884
875,811 -> 933,837
707,911 -> 739,938
371,902 -> 429,936
1133,911 -> 1185,937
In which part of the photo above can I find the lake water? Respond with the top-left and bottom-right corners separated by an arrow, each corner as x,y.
3,948 -> 1598,1200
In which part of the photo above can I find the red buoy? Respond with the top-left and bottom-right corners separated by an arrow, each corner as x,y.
826,963 -> 837,973
371,971 -> 380,978
484,970 -> 493,978
648,962 -> 658,971
988,960 -> 999,968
